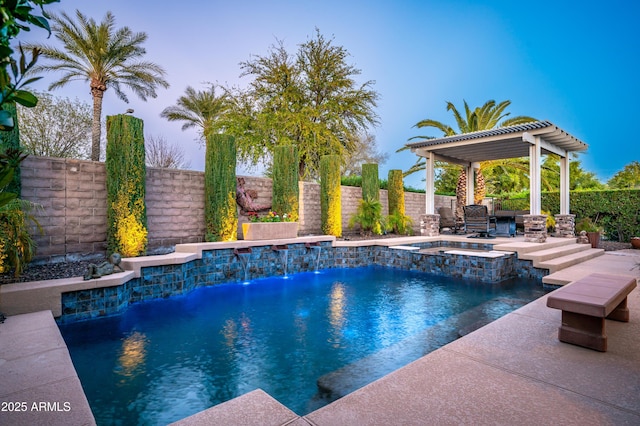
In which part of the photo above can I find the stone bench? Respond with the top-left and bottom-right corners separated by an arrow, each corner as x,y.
546,273 -> 637,351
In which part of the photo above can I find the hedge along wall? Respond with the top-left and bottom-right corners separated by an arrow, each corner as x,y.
387,169 -> 405,216
320,155 -> 342,237
361,163 -> 379,201
105,115 -> 147,257
205,134 -> 237,242
272,145 -> 299,221
21,155 -> 458,263
542,189 -> 640,242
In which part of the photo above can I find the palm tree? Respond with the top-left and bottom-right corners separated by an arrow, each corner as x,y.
29,10 -> 169,161
160,84 -> 229,141
406,99 -> 536,206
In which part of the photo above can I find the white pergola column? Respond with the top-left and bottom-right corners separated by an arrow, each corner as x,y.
424,152 -> 436,214
529,137 -> 542,215
560,154 -> 570,214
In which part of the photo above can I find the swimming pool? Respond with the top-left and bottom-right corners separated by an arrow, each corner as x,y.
59,266 -> 547,424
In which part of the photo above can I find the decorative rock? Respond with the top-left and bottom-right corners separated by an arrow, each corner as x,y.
554,214 -> 576,238
523,214 -> 547,243
420,214 -> 440,237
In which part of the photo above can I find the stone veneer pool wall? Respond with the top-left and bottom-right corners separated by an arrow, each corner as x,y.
58,240 -> 548,323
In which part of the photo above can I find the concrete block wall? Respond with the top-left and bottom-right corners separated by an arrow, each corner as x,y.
21,156 -> 108,262
20,156 -> 454,262
145,167 -> 206,250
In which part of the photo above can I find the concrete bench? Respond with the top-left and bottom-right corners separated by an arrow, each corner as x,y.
546,273 -> 637,352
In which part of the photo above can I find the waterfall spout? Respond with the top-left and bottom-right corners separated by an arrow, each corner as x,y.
305,242 -> 322,271
233,247 -> 253,282
272,245 -> 289,277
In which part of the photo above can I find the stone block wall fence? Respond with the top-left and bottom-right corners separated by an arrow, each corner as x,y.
21,155 -> 455,263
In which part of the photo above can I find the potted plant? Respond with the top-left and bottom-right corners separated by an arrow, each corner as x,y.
575,217 -> 603,249
631,237 -> 640,249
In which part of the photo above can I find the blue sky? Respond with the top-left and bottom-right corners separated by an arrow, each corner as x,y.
19,0 -> 640,188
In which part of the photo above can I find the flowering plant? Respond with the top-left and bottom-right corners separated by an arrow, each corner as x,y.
248,211 -> 294,223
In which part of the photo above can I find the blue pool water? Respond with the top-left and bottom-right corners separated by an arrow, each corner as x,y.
59,266 -> 547,425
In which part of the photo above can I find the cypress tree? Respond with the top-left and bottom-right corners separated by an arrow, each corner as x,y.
361,163 -> 379,202
272,145 -> 299,221
205,134 -> 237,241
106,114 -> 147,257
320,155 -> 341,236
388,169 -> 405,216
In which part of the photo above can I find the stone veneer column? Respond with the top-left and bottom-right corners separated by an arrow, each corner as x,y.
523,214 -> 547,243
554,214 -> 576,238
420,214 -> 440,237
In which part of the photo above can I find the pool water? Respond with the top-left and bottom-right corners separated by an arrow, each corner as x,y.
59,266 -> 547,425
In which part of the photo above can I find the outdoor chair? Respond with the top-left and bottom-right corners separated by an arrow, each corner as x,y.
438,207 -> 458,233
463,204 -> 497,237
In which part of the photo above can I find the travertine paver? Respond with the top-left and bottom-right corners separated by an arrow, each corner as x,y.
0,311 -> 95,426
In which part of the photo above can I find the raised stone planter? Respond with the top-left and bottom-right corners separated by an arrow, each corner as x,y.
242,222 -> 299,240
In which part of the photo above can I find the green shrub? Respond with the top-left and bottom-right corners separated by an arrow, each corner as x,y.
387,211 -> 414,236
205,134 -> 237,241
349,198 -> 386,236
361,163 -> 379,201
0,198 -> 41,276
0,103 -> 21,195
106,115 -> 147,257
542,189 -> 640,241
321,155 -> 341,236
272,145 -> 299,222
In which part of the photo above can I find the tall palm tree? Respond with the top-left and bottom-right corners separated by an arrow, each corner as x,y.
29,10 -> 169,161
407,99 -> 536,207
160,84 -> 229,141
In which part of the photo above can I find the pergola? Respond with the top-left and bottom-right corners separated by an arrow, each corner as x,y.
405,120 -> 588,216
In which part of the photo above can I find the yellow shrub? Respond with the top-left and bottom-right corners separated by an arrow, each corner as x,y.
112,188 -> 147,257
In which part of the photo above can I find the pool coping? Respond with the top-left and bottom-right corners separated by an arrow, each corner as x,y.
0,234 -> 521,319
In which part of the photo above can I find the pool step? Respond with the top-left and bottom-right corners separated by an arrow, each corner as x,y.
493,237 -> 578,255
519,243 -> 594,263
535,248 -> 604,274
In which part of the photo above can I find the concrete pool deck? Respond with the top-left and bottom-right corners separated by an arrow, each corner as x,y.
1,241 -> 638,425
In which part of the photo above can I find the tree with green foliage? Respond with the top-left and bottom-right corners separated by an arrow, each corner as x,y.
361,163 -> 379,201
105,114 -> 147,257
204,134 -> 237,241
230,29 -> 379,180
160,84 -> 229,142
272,145 -> 299,221
17,90 -> 92,159
540,154 -> 604,191
607,161 -> 640,189
29,10 -> 169,161
0,0 -> 58,129
320,155 -> 341,236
